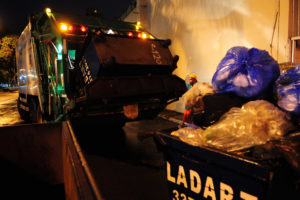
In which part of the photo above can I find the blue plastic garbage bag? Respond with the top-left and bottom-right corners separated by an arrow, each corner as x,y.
212,46 -> 280,98
275,65 -> 300,115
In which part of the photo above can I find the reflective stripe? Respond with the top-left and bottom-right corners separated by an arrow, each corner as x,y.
20,104 -> 29,111
19,97 -> 27,103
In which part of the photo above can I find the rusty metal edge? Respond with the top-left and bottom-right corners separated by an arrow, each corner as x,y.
65,120 -> 104,200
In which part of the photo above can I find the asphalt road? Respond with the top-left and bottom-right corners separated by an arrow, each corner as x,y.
0,90 -> 23,126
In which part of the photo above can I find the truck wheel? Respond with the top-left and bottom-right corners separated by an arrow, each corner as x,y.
29,99 -> 43,123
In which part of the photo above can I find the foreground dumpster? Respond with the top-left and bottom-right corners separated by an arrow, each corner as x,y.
154,128 -> 300,200
0,121 -> 102,200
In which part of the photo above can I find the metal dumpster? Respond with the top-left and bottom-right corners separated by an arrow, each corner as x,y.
154,128 -> 300,200
0,122 -> 102,200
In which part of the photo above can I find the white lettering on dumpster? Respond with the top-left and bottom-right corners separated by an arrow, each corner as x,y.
177,165 -> 188,188
203,176 -> 216,200
190,169 -> 201,194
240,191 -> 258,200
220,182 -> 234,200
167,161 -> 176,183
166,161 -> 259,200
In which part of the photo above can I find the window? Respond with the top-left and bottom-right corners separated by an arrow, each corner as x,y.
289,0 -> 300,62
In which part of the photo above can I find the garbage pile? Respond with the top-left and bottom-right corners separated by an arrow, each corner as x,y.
182,82 -> 214,113
173,100 -> 295,151
173,46 -> 300,156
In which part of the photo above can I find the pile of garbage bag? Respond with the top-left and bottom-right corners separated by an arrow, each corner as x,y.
212,46 -> 280,98
174,46 -> 300,159
172,100 -> 295,152
275,65 -> 300,115
243,132 -> 300,174
182,82 -> 214,112
192,93 -> 247,127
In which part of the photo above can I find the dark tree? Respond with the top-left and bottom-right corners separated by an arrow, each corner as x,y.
0,35 -> 18,86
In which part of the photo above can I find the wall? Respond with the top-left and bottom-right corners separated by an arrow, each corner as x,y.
125,0 -> 290,113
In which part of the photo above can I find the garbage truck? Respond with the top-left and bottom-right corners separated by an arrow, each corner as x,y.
16,8 -> 186,124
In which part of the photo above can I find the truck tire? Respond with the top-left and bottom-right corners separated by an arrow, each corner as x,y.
29,98 -> 43,123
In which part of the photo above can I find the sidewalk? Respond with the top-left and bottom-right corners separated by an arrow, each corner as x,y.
158,109 -> 183,125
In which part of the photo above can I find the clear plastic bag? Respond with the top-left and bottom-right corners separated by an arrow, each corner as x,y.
203,100 -> 295,151
172,100 -> 295,152
171,127 -> 204,146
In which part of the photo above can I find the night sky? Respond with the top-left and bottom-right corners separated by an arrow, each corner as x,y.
0,0 -> 134,36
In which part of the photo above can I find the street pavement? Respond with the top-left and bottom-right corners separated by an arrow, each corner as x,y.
0,90 -> 23,126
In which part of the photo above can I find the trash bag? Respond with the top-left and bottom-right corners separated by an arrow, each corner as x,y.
243,132 -> 300,175
182,82 -> 214,110
192,93 -> 247,128
275,135 -> 300,175
171,127 -> 204,147
172,100 -> 295,152
275,65 -> 300,115
212,46 -> 280,98
203,100 -> 295,151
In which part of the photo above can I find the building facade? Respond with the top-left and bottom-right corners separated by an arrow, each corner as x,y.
122,0 -> 298,112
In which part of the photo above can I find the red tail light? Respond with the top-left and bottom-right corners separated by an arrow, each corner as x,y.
80,25 -> 87,32
128,32 -> 133,37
